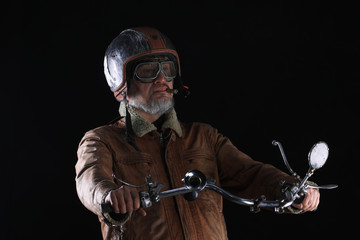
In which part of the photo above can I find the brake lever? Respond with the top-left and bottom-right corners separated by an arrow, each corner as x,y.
306,183 -> 338,190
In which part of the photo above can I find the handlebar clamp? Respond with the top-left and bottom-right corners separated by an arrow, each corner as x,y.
250,195 -> 266,213
140,191 -> 152,208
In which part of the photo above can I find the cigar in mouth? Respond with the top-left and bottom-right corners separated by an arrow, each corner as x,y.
166,88 -> 178,94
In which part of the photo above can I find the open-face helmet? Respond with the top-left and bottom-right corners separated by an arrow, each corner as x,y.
104,27 -> 186,101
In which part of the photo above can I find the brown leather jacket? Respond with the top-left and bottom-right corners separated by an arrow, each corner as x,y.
75,107 -> 298,240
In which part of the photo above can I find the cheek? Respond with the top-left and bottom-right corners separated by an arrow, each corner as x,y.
128,82 -> 151,100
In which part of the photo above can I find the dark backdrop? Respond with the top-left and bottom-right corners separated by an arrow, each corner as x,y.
2,1 -> 358,239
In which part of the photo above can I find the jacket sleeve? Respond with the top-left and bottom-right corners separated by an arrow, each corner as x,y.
75,130 -> 131,223
209,126 -> 303,213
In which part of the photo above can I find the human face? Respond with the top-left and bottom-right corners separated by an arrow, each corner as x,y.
127,67 -> 175,116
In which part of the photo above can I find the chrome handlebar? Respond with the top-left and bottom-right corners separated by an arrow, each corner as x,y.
137,170 -> 294,214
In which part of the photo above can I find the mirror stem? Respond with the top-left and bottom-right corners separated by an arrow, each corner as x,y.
297,168 -> 315,193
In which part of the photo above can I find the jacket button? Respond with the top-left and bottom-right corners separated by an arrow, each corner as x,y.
172,135 -> 176,141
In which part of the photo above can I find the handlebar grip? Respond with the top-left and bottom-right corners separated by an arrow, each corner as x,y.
100,202 -> 131,226
293,195 -> 305,204
101,202 -> 115,213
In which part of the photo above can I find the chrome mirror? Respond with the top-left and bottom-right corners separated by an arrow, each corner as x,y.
308,141 -> 329,169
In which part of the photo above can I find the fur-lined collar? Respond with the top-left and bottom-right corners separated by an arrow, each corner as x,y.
119,103 -> 182,138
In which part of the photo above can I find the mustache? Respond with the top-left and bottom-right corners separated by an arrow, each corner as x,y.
151,84 -> 178,94
151,84 -> 170,94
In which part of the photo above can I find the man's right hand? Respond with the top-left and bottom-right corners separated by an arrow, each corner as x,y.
105,186 -> 147,216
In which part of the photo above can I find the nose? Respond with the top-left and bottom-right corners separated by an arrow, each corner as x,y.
153,72 -> 167,84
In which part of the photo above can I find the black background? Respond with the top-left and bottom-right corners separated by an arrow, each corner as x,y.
1,1 -> 358,239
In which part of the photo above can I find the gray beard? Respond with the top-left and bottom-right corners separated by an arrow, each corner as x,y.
128,98 -> 174,116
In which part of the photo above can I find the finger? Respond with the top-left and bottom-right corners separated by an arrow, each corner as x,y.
303,189 -> 319,211
130,189 -> 140,210
302,193 -> 312,211
291,202 -> 302,209
123,187 -> 134,213
115,187 -> 127,214
108,191 -> 120,213
138,208 -> 147,217
315,190 -> 320,209
308,189 -> 320,211
292,193 -> 311,210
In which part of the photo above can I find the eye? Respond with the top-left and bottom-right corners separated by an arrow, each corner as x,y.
136,63 -> 158,77
161,62 -> 176,76
162,65 -> 169,72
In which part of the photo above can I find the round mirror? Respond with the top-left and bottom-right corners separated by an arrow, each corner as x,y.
308,141 -> 329,169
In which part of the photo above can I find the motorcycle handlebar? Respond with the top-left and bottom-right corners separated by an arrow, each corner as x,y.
101,181 -> 295,223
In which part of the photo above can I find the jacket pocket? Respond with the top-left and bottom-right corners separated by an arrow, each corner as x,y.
114,152 -> 153,187
183,148 -> 218,180
183,148 -> 222,211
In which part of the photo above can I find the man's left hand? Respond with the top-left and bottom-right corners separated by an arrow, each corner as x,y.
292,188 -> 320,211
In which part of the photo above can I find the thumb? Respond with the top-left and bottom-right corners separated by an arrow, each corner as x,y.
137,208 -> 147,217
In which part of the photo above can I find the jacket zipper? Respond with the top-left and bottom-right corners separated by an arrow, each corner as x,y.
157,131 -> 185,239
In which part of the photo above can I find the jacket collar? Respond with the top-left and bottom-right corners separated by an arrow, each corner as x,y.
119,103 -> 182,138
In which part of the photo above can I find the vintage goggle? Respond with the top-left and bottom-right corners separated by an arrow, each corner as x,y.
134,61 -> 177,83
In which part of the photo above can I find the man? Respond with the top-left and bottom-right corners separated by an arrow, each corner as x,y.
75,27 -> 319,240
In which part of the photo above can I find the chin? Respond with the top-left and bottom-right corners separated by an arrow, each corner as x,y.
153,93 -> 172,101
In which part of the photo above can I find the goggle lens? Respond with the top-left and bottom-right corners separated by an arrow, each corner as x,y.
135,61 -> 176,82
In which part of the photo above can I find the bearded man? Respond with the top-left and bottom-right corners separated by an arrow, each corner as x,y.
75,27 -> 319,240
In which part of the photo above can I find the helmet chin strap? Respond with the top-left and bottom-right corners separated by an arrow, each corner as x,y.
114,86 -> 127,102
123,92 -> 140,152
